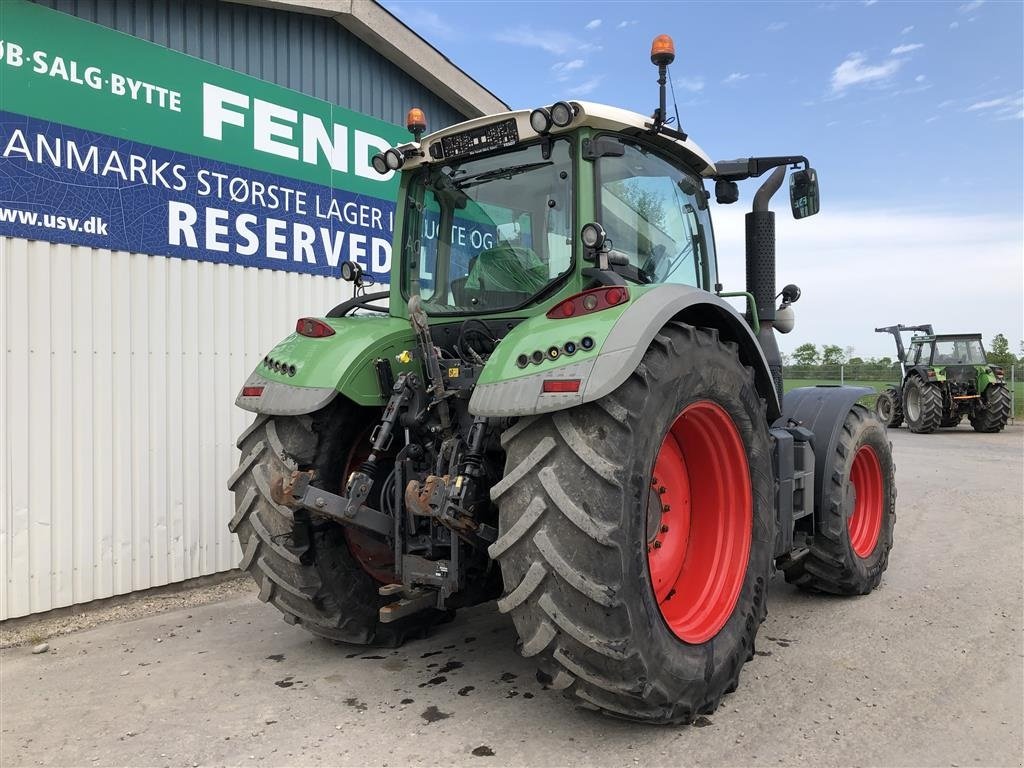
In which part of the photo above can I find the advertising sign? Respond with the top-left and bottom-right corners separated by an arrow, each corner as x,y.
0,1 -> 408,279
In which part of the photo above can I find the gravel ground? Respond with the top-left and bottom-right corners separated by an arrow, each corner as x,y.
1,424 -> 1021,767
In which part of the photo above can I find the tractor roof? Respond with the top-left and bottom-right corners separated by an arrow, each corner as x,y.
911,333 -> 984,341
404,101 -> 716,176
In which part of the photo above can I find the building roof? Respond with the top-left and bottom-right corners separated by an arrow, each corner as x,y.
228,0 -> 508,118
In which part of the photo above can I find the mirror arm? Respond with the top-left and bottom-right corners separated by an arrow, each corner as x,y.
714,155 -> 808,182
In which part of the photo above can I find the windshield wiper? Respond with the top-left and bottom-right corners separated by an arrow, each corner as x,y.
452,161 -> 553,189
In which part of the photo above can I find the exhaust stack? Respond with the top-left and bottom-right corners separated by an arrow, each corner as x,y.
746,166 -> 787,403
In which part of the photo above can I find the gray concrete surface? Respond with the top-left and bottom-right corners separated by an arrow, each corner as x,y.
2,426 -> 1022,767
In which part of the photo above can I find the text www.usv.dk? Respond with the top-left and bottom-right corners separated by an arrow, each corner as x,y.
0,207 -> 109,235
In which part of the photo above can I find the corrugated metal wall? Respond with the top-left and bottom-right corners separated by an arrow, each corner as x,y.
32,0 -> 467,132
0,239 -> 355,619
0,1 -> 470,619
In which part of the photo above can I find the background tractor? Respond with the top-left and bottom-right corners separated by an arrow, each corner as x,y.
875,325 -> 1011,434
229,36 -> 897,725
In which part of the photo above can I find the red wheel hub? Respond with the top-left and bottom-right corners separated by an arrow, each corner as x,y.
341,428 -> 395,584
647,400 -> 752,645
847,445 -> 883,558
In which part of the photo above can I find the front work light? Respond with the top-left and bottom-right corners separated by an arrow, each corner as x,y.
371,153 -> 388,175
384,148 -> 405,171
550,101 -> 575,127
581,222 -> 606,250
530,107 -> 553,134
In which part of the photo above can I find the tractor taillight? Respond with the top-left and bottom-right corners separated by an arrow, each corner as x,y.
542,379 -> 581,393
546,287 -> 629,319
296,318 -> 335,338
241,386 -> 265,397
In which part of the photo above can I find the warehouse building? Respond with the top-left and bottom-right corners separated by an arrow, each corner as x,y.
0,0 -> 506,619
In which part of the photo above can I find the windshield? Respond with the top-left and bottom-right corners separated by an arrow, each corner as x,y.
596,139 -> 716,288
402,139 -> 574,314
932,339 -> 987,365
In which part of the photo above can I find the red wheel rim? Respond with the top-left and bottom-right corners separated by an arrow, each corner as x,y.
847,445 -> 883,558
341,427 -> 395,584
647,400 -> 752,645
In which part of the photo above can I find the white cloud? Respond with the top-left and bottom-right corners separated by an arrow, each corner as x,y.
949,21 -> 960,29
493,27 -> 584,55
890,43 -> 924,55
925,115 -> 939,123
766,21 -> 788,31
938,99 -> 955,108
723,72 -> 750,85
966,93 -> 1024,119
901,25 -> 915,34
675,76 -> 705,92
551,59 -> 586,82
915,74 -> 927,83
568,76 -> 603,97
713,207 -> 1023,357
584,18 -> 602,30
863,0 -> 878,5
831,53 -> 903,92
617,20 -> 638,29
959,0 -> 984,13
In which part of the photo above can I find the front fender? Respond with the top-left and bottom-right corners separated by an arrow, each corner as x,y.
775,386 -> 874,518
469,284 -> 780,418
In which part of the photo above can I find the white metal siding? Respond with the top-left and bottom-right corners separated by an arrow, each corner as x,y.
0,237 -> 354,619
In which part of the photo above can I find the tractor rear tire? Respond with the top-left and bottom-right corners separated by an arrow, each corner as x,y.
903,376 -> 942,433
782,405 -> 896,595
491,323 -> 773,724
875,385 -> 903,428
228,403 -> 448,646
969,384 -> 1011,433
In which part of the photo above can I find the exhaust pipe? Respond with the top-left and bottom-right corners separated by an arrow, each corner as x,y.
746,166 -> 787,403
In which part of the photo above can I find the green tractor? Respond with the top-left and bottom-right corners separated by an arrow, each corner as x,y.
874,325 -> 1011,434
229,36 -> 896,724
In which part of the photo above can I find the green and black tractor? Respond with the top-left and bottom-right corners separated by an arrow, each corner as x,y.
229,36 -> 897,724
874,325 -> 1011,434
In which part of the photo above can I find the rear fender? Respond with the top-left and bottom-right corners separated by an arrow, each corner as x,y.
236,315 -> 419,416
469,284 -> 780,419
775,386 -> 874,519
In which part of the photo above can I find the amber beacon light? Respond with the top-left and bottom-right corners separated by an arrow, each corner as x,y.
650,34 -> 676,66
407,107 -> 427,140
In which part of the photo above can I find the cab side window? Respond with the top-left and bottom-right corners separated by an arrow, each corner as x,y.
596,141 -> 717,288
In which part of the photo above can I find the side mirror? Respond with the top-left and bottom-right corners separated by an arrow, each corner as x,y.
715,179 -> 739,205
789,168 -> 820,219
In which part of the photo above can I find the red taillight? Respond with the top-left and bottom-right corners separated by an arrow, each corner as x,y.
546,287 -> 629,319
542,379 -> 581,393
242,386 -> 265,397
296,317 -> 335,338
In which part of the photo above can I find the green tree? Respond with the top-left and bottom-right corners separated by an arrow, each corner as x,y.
821,344 -> 845,366
988,333 -> 1016,366
792,342 -> 819,366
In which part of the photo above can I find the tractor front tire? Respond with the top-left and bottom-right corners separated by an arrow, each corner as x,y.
875,385 -> 903,428
228,404 -> 447,646
903,376 -> 942,433
491,323 -> 773,724
969,384 -> 1011,433
782,405 -> 896,595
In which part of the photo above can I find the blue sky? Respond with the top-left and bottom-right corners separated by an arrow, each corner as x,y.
384,0 -> 1023,359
